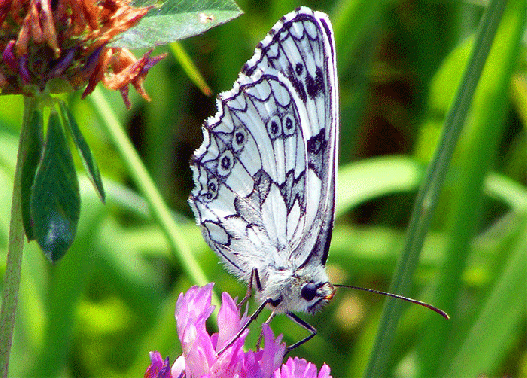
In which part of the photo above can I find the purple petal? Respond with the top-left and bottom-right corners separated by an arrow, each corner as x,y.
258,324 -> 286,376
145,352 -> 172,378
149,351 -> 164,367
133,49 -> 166,76
82,45 -> 104,78
318,364 -> 332,378
175,284 -> 216,376
2,40 -> 17,72
158,357 -> 173,378
176,284 -> 215,352
216,291 -> 243,351
273,357 -> 331,378
47,47 -> 76,79
176,283 -> 215,336
18,55 -> 30,85
171,356 -> 185,377
217,324 -> 284,378
211,330 -> 248,377
185,342 -> 212,377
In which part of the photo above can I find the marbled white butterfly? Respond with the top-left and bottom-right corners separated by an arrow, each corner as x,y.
189,6 -> 447,353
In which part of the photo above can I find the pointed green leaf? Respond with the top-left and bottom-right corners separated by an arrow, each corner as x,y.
59,102 -> 105,202
20,109 -> 44,240
110,0 -> 243,48
31,112 -> 80,262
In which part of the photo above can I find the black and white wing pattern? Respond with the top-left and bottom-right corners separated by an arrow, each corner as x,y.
189,7 -> 338,314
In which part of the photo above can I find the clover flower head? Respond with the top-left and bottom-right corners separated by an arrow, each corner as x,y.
145,284 -> 332,378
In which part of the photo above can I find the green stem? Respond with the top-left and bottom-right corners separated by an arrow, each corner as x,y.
419,0 -> 525,375
170,42 -> 212,96
0,96 -> 37,378
88,89 -> 215,301
363,0 -> 507,376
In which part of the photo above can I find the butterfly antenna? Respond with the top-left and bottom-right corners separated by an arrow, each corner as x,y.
333,284 -> 450,320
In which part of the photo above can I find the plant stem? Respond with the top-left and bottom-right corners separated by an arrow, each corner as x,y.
0,96 -> 37,378
363,0 -> 507,376
89,89 -> 214,299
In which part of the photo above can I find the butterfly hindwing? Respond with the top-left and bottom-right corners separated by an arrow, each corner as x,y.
190,70 -> 308,279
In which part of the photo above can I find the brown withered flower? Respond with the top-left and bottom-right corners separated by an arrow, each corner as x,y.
0,0 -> 166,108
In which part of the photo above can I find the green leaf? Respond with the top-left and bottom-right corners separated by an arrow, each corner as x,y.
59,102 -> 105,203
20,108 -> 43,241
110,0 -> 243,48
336,156 -> 424,218
446,214 -> 527,377
365,0 -> 513,376
417,0 -> 526,375
31,112 -> 80,262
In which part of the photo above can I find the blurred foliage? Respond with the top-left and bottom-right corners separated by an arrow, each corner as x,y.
0,0 -> 526,377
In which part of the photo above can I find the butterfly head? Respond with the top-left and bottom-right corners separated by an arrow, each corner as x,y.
260,266 -> 336,314
298,280 -> 336,314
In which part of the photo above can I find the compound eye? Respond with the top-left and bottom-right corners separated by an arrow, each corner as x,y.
301,282 -> 318,302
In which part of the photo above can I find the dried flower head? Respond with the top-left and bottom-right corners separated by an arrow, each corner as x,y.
0,0 -> 165,107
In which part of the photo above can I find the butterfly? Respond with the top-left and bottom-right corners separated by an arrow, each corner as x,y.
188,6 -> 447,354
189,6 -> 338,352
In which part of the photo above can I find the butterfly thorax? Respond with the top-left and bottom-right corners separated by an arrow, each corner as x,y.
256,264 -> 335,314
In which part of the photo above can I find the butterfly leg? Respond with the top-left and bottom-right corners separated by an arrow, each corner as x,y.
285,312 -> 317,354
255,311 -> 277,349
238,268 -> 262,309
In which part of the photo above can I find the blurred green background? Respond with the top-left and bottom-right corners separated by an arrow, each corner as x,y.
0,0 -> 526,377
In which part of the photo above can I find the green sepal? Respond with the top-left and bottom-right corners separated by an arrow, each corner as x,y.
20,109 -> 44,241
31,111 -> 80,262
59,101 -> 105,202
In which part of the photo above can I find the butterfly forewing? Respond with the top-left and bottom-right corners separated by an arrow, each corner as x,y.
189,6 -> 338,296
